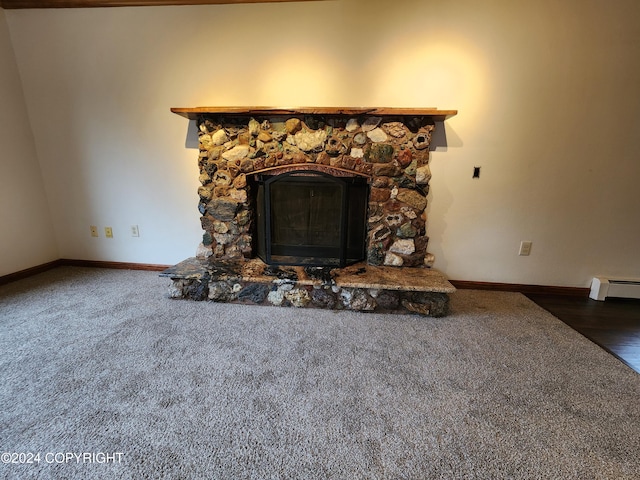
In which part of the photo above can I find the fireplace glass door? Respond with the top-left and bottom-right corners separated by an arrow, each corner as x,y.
255,172 -> 368,267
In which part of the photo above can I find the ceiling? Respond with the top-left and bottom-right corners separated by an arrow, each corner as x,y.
1,0 -> 317,8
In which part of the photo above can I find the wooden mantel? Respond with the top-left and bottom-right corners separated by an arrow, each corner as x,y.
171,107 -> 458,122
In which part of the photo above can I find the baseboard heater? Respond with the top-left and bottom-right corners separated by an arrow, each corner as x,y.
589,277 -> 640,301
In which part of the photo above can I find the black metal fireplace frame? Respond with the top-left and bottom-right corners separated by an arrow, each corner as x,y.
255,171 -> 368,268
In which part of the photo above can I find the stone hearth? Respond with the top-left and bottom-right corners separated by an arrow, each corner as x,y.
163,107 -> 457,316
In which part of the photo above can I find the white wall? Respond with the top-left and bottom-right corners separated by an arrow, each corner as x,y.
4,0 -> 640,286
0,7 -> 57,276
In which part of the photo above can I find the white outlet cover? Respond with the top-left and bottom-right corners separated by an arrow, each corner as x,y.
519,241 -> 532,256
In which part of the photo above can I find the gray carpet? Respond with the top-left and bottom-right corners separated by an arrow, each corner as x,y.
1,267 -> 639,479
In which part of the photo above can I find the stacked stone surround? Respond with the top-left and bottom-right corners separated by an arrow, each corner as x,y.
163,107 -> 457,317
194,112 -> 437,267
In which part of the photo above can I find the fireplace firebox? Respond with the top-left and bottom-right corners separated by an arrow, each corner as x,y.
254,171 -> 368,267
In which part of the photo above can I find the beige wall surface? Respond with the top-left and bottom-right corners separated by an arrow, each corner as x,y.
0,8 -> 57,276
4,0 -> 640,286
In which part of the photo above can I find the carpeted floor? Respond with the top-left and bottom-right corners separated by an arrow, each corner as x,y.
1,267 -> 639,479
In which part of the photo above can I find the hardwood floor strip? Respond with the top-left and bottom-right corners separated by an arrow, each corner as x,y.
526,294 -> 640,374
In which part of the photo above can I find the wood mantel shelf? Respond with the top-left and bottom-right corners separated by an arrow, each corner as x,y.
170,107 -> 458,122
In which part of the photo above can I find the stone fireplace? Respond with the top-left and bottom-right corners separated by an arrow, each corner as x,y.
162,107 -> 457,316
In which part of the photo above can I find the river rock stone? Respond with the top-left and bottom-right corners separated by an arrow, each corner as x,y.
402,292 -> 450,317
397,222 -> 417,238
353,132 -> 367,145
284,288 -> 311,307
367,127 -> 388,143
424,253 -> 436,267
184,277 -> 210,301
196,242 -> 213,259
207,198 -> 239,221
349,289 -> 376,311
198,185 -> 213,201
384,252 -> 404,266
213,170 -> 232,186
207,147 -> 222,163
350,148 -> 364,158
271,130 -> 287,142
211,129 -> 228,145
375,290 -> 400,309
325,136 -> 346,156
396,189 -> 427,211
385,213 -> 404,227
345,118 -> 359,132
213,185 -> 230,198
384,122 -> 406,138
240,158 -> 254,173
209,281 -> 237,302
238,284 -> 270,304
213,233 -> 235,245
237,131 -> 250,145
267,288 -> 285,306
199,134 -> 213,150
339,288 -> 353,307
285,118 -> 302,134
370,224 -> 392,243
221,145 -> 249,162
228,188 -> 247,203
390,239 -> 416,255
233,209 -> 248,227
370,187 -> 391,202
248,118 -> 260,136
212,220 -> 229,234
416,165 -> 432,184
311,288 -> 337,309
168,279 -> 187,299
233,174 -> 247,189
257,131 -> 272,143
362,116 -> 382,132
371,176 -> 391,188
294,129 -> 327,152
372,163 -> 401,177
413,131 -> 431,150
397,149 -> 413,167
199,172 -> 211,185
366,144 -> 394,163
367,243 -> 386,265
405,160 -> 417,176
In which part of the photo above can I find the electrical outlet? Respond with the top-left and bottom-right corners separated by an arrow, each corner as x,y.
90,225 -> 99,237
105,227 -> 113,238
131,225 -> 140,237
519,241 -> 532,256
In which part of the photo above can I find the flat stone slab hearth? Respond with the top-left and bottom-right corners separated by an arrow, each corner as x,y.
161,258 -> 455,317
242,259 -> 455,293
